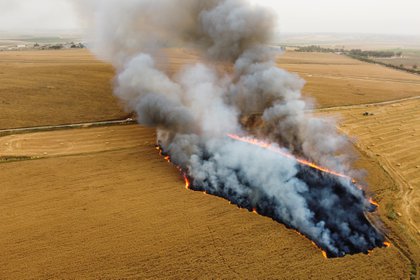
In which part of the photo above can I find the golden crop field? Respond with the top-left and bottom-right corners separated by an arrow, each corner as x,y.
278,52 -> 420,108
0,50 -> 125,129
0,49 -> 419,279
1,49 -> 419,129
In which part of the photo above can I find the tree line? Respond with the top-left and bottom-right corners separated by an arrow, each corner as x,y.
294,45 -> 418,75
296,45 -> 402,58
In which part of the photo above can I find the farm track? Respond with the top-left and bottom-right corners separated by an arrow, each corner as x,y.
0,95 -> 417,136
291,70 -> 420,85
316,95 -> 420,112
0,119 -> 137,137
0,95 -> 417,162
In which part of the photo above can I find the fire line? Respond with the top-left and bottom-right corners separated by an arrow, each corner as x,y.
227,134 -> 351,180
227,134 -> 381,207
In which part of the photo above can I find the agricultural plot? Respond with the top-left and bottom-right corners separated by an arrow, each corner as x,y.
0,50 -> 125,129
278,52 -> 420,107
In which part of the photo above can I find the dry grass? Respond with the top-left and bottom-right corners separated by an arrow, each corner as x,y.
1,49 -> 420,129
278,52 -> 420,108
0,125 -> 144,158
0,49 -> 125,129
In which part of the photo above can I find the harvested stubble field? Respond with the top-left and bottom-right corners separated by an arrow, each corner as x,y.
278,52 -> 420,107
1,49 -> 420,130
0,49 -> 418,279
0,49 -> 125,129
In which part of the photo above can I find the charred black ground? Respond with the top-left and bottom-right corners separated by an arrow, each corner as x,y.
158,140 -> 386,258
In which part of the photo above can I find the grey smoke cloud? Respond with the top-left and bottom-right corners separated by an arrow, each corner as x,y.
79,0 -> 384,257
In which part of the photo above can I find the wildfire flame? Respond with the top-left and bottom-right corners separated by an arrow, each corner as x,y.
322,251 -> 328,259
384,242 -> 391,248
184,175 -> 190,189
157,144 -> 190,189
292,229 -> 329,258
369,198 -> 380,208
227,134 -> 382,209
227,134 -> 351,180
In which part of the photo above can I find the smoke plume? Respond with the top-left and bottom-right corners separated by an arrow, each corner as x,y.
78,0 -> 385,257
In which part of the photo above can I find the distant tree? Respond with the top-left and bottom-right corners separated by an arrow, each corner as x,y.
49,44 -> 63,50
348,49 -> 394,58
413,64 -> 418,69
34,43 -> 39,47
400,64 -> 404,68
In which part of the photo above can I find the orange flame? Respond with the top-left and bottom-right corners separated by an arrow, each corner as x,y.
184,175 -> 190,189
322,251 -> 328,259
384,242 -> 391,248
227,134 -> 383,211
292,229 -> 329,258
156,145 -> 163,155
369,198 -> 380,207
227,134 -> 351,180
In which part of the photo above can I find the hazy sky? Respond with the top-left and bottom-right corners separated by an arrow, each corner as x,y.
0,0 -> 419,35
0,0 -> 80,32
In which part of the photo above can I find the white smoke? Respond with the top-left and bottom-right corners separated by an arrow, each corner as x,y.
76,0 -> 384,257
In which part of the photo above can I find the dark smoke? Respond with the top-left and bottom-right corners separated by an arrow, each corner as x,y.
78,0 -> 385,257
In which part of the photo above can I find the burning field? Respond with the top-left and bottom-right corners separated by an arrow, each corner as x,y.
159,133 -> 387,258
1,0 -> 418,278
74,0 -> 391,259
